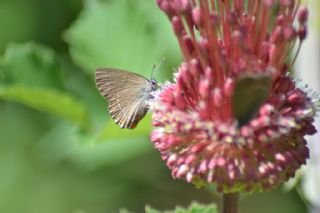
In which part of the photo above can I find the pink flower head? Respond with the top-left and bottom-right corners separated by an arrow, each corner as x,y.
152,0 -> 320,193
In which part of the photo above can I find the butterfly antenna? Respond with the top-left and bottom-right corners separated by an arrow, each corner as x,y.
151,57 -> 165,79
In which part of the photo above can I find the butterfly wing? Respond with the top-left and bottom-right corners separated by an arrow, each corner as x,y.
96,68 -> 151,129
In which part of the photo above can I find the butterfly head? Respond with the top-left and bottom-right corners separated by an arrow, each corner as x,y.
149,79 -> 159,91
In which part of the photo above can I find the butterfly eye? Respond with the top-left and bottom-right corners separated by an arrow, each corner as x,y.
150,79 -> 158,89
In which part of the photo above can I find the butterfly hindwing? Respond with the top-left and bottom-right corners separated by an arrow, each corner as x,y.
96,68 -> 151,129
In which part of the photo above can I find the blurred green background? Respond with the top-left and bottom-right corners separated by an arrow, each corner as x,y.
0,0 -> 309,212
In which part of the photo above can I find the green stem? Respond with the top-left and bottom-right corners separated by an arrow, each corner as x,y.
223,192 -> 239,213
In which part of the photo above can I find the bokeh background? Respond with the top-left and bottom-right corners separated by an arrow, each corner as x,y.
0,0 -> 318,213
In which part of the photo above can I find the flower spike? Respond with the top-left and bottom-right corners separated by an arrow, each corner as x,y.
152,0 -> 319,193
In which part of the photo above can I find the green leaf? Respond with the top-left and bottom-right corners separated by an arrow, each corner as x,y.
145,202 -> 217,213
65,0 -> 180,80
0,85 -> 88,127
1,42 -> 64,89
119,208 -> 135,213
58,112 -> 154,169
98,114 -> 152,141
0,0 -> 38,53
70,134 -> 151,169
0,43 -> 89,127
37,122 -> 152,170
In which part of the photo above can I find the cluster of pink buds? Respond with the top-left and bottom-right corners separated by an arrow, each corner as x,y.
151,0 -> 319,193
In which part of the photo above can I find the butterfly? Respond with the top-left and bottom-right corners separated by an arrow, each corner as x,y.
95,68 -> 159,129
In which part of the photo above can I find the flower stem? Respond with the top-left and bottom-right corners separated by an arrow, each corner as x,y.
222,192 -> 239,213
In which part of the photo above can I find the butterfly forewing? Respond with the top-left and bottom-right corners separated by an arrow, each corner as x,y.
96,68 -> 151,129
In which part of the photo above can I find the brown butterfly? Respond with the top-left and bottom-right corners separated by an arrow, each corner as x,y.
95,68 -> 159,129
